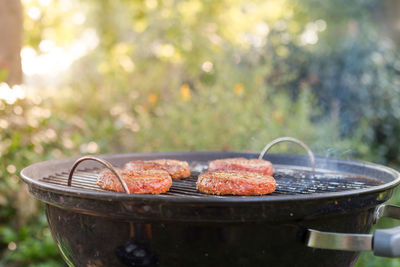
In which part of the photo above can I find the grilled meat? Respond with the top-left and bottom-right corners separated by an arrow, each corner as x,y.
196,171 -> 276,196
97,169 -> 172,194
124,159 -> 190,179
208,158 -> 273,175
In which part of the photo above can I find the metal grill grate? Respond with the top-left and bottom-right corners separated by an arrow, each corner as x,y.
40,163 -> 383,197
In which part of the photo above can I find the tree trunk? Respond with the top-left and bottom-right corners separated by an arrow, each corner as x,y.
0,0 -> 23,85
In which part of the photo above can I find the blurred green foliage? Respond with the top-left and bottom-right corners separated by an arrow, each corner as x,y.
1,0 -> 400,266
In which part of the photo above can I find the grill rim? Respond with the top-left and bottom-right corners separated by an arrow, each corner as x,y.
20,151 -> 400,204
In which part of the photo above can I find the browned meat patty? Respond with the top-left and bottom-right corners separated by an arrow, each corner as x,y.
97,169 -> 172,194
196,171 -> 276,196
208,158 -> 273,175
124,159 -> 190,179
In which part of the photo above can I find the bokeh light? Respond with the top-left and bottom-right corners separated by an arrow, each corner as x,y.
2,1 -> 400,266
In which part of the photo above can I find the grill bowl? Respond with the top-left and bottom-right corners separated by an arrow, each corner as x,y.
20,152 -> 400,266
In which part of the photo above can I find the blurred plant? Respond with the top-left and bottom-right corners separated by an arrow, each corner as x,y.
1,0 -> 400,266
257,0 -> 400,166
0,213 -> 61,266
0,83 -> 65,265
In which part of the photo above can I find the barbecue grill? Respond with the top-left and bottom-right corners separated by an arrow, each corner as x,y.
20,138 -> 400,266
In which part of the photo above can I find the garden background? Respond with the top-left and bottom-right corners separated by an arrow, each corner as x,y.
1,0 -> 400,266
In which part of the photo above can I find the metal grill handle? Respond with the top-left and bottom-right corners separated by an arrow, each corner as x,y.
306,204 -> 400,257
258,137 -> 315,171
68,156 -> 130,194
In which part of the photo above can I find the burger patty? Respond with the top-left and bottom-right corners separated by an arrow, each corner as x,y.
196,171 -> 276,196
97,169 -> 172,194
124,159 -> 190,179
208,157 -> 273,175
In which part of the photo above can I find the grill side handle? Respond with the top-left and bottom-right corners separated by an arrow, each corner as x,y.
68,156 -> 131,194
258,137 -> 315,171
306,204 -> 400,257
373,204 -> 400,257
